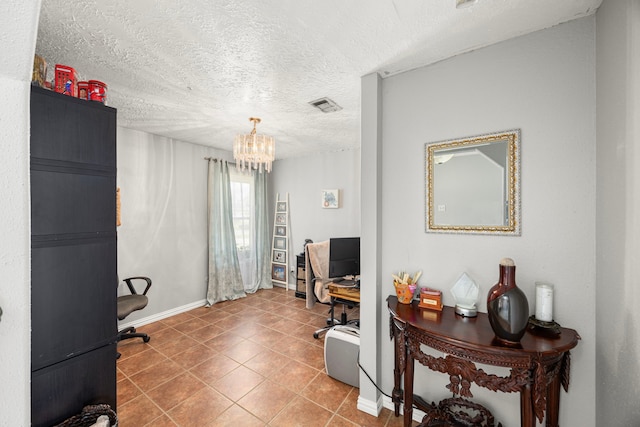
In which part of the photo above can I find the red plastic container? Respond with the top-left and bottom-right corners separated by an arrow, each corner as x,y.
88,80 -> 107,103
77,81 -> 89,100
54,64 -> 77,97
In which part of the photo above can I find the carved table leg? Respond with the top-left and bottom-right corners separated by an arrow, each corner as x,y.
546,373 -> 561,427
390,316 -> 406,418
392,325 -> 402,416
391,331 -> 404,417
403,354 -> 415,427
393,371 -> 402,417
520,383 -> 535,427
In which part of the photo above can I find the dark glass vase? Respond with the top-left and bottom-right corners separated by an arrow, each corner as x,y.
487,258 -> 529,345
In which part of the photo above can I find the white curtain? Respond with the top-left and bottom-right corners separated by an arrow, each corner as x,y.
206,159 -> 245,305
229,168 -> 272,293
251,170 -> 273,292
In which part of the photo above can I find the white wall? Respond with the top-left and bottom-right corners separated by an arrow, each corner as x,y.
372,17 -> 596,425
0,1 -> 41,424
117,127 -> 232,322
270,149 -> 361,285
596,0 -> 640,425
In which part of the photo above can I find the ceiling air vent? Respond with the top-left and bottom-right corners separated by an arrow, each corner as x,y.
309,97 -> 342,113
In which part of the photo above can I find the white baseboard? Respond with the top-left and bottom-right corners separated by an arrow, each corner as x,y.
118,299 -> 207,330
381,395 -> 426,423
118,283 -> 296,330
357,393 -> 425,422
273,282 -> 295,291
357,393 -> 382,416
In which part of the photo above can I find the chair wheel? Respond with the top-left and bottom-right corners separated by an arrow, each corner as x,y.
313,332 -> 320,339
143,336 -> 150,343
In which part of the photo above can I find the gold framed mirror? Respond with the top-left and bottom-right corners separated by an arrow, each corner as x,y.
425,129 -> 521,235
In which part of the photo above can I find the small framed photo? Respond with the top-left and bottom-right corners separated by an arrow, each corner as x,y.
275,225 -> 287,236
276,213 -> 287,225
276,201 -> 287,212
322,189 -> 340,209
274,236 -> 287,250
273,250 -> 286,263
271,263 -> 287,282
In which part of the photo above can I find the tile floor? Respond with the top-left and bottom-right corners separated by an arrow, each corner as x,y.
116,286 -> 409,427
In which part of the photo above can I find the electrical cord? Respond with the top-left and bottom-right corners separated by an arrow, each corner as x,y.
357,350 -> 392,399
356,348 -> 426,413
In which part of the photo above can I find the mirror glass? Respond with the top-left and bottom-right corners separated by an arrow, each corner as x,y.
425,129 -> 521,235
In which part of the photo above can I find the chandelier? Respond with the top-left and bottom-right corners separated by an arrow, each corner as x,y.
233,117 -> 275,173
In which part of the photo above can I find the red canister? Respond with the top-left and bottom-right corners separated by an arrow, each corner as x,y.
77,81 -> 89,100
54,64 -> 77,97
88,80 -> 107,104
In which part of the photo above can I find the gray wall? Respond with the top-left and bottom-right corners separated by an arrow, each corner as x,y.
366,17 -> 597,425
116,127 -> 232,322
596,0 -> 640,425
117,131 -> 362,318
269,149 -> 361,286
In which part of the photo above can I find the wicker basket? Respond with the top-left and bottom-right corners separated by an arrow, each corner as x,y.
55,404 -> 117,427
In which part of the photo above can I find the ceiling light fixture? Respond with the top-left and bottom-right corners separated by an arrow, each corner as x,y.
233,117 -> 275,173
456,0 -> 478,9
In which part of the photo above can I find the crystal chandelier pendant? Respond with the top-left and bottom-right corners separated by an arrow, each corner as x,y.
233,117 -> 275,173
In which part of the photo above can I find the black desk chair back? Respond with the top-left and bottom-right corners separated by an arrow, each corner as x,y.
117,276 -> 152,357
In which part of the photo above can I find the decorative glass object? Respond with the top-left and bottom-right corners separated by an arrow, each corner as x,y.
487,258 -> 529,344
450,272 -> 479,317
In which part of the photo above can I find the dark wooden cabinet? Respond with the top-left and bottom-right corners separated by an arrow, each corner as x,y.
30,86 -> 118,427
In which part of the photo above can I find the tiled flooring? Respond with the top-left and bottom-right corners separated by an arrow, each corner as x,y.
116,287 -> 406,427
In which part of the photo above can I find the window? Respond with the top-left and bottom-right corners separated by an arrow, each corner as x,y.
230,170 -> 254,251
229,169 -> 256,288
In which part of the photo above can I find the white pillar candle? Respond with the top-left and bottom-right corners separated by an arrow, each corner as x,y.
535,282 -> 554,322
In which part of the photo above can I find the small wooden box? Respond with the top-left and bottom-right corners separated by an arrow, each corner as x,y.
418,288 -> 443,311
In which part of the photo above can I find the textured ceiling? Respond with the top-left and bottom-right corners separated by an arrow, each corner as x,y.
35,0 -> 601,159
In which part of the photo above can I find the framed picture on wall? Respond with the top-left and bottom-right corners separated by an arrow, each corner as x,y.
275,226 -> 287,236
274,236 -> 287,250
271,263 -> 287,282
273,250 -> 286,263
275,213 -> 287,225
322,189 -> 339,209
276,201 -> 287,212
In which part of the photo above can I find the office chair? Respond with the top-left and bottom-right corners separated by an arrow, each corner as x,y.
312,278 -> 359,339
117,276 -> 152,351
304,241 -> 359,339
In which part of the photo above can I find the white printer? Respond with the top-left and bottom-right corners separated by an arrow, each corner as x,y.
324,325 -> 360,388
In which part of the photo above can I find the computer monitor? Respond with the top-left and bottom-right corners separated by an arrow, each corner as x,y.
328,237 -> 360,278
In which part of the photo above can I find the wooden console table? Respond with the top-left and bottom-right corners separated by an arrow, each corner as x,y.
388,296 -> 580,427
